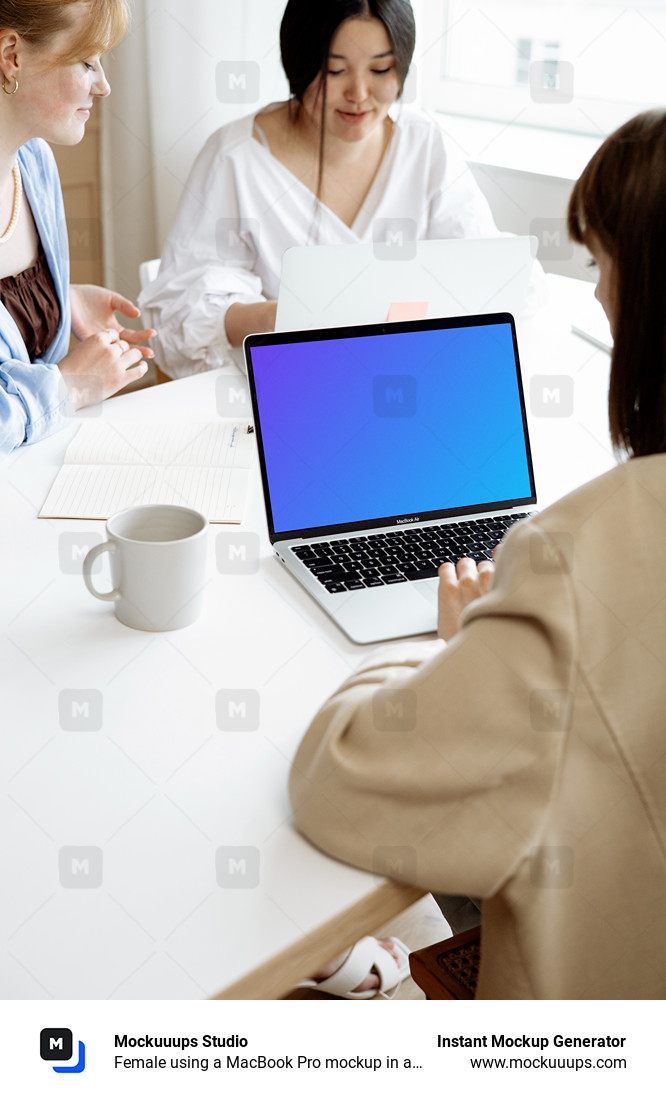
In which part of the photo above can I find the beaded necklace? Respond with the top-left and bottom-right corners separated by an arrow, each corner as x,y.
0,161 -> 23,245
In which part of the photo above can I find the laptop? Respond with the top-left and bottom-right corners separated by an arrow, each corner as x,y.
244,312 -> 537,644
276,236 -> 537,332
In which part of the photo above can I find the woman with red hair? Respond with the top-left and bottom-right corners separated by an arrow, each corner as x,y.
0,0 -> 153,459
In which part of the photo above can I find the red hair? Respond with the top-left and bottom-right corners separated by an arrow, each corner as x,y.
0,0 -> 130,60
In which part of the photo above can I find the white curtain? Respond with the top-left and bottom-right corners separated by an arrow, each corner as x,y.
100,0 -> 289,297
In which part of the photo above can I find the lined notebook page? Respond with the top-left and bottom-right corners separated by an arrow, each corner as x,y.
63,421 -> 254,467
39,421 -> 253,523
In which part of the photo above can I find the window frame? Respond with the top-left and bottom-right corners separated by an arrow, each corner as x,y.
415,1 -> 665,140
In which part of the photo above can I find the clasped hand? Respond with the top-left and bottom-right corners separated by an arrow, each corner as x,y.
60,285 -> 156,409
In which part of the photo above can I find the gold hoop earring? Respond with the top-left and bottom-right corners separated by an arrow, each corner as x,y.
2,75 -> 19,95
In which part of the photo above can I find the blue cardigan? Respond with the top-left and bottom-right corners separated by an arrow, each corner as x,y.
0,139 -> 72,460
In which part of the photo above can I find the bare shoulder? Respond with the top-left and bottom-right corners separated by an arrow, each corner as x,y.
253,103 -> 293,149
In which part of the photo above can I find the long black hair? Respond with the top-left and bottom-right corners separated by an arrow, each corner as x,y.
279,0 -> 416,198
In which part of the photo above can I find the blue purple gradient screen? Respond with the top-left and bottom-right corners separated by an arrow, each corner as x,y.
250,323 -> 532,534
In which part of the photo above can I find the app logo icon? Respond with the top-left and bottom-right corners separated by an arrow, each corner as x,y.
40,1028 -> 86,1073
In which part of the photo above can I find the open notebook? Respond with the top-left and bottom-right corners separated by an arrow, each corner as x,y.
39,421 -> 254,523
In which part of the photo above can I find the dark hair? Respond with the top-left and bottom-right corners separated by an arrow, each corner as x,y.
280,0 -> 415,198
568,110 -> 666,458
280,0 -> 415,101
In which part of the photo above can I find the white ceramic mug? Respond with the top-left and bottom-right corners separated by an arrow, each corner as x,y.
83,505 -> 208,631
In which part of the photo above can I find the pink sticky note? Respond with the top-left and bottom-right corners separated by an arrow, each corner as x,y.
386,302 -> 429,323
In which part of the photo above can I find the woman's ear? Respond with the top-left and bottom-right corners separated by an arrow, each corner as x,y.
0,30 -> 21,81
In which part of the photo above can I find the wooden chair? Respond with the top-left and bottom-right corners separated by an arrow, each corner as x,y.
153,363 -> 171,385
409,925 -> 481,999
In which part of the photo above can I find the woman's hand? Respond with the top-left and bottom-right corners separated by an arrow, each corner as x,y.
70,284 -> 155,348
224,300 -> 278,347
58,329 -> 149,409
437,557 -> 496,641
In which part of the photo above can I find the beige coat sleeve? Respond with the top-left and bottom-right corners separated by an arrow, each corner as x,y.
289,521 -> 577,899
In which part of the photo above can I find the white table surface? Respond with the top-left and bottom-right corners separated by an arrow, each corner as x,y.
0,275 -> 613,999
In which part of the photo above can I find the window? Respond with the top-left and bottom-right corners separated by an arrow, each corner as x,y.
417,1 -> 666,137
515,38 -> 532,85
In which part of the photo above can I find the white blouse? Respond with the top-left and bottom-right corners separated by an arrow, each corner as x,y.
139,103 -> 499,378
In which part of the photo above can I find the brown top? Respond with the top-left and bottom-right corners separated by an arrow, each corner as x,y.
0,247 -> 60,360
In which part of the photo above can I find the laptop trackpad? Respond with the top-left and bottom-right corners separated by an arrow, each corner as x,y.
334,577 -> 439,645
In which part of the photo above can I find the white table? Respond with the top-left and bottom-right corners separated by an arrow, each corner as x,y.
0,276 -> 613,999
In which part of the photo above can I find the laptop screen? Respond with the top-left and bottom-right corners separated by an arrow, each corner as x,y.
246,314 -> 536,541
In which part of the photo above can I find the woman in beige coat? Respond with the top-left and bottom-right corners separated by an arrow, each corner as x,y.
289,109 -> 666,999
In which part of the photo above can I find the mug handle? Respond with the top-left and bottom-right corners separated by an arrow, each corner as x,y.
83,541 -> 119,602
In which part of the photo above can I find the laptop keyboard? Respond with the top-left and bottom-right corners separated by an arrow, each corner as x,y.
291,513 -> 535,594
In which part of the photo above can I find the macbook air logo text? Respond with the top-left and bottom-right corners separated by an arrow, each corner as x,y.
396,516 -> 420,525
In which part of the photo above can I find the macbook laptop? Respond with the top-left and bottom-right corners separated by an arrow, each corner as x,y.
244,312 -> 537,644
276,236 -> 537,332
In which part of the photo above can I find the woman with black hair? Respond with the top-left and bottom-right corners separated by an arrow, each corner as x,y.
140,0 -> 498,379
